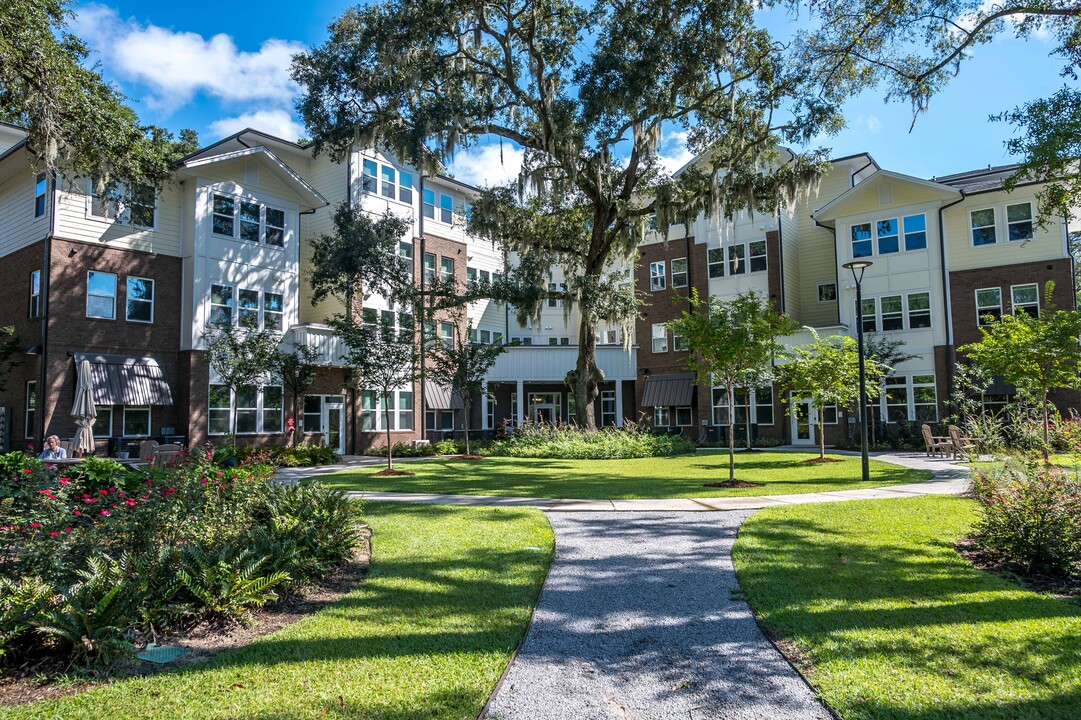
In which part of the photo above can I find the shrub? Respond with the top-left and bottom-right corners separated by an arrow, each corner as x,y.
970,460 -> 1081,576
489,422 -> 695,460
366,441 -> 435,458
0,576 -> 52,661
176,546 -> 289,624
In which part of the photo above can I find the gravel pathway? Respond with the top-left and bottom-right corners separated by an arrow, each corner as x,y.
484,512 -> 832,720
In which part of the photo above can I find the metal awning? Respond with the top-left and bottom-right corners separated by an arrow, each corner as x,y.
641,373 -> 696,407
424,379 -> 463,410
984,376 -> 1017,396
73,354 -> 174,406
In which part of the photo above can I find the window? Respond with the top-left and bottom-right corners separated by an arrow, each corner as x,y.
422,188 -> 435,219
468,267 -> 478,283
975,287 -> 1002,325
262,386 -> 283,433
908,292 -> 931,329
213,195 -> 235,236
303,395 -> 323,433
712,387 -> 747,425
971,208 -> 997,246
903,214 -> 927,251
24,381 -> 36,439
440,256 -> 454,283
749,240 -> 768,272
673,329 -> 689,351
381,165 -> 396,199
818,283 -> 836,303
707,248 -> 724,278
601,390 -> 616,427
212,193 -> 287,247
210,285 -> 234,325
399,241 -> 414,275
265,208 -> 285,247
86,271 -> 117,319
876,218 -> 899,254
481,269 -> 491,284
486,393 -> 495,429
651,323 -> 668,353
209,385 -> 231,435
29,270 -> 40,318
126,277 -> 154,323
859,298 -> 877,333
820,404 -> 839,425
548,337 -> 558,346
1012,284 -> 1039,317
851,222 -> 872,258
399,391 -> 414,430
1004,202 -> 1035,241
671,407 -> 691,427
671,258 -> 688,288
92,407 -> 112,437
379,392 -> 395,430
883,376 -> 908,423
238,289 -> 260,327
649,261 -> 666,291
728,243 -> 746,275
548,282 -> 566,307
34,172 -> 47,218
362,159 -> 378,193
440,194 -> 453,224
423,253 -> 436,283
913,375 -> 937,421
264,293 -> 284,331
880,295 -> 904,331
123,406 -> 151,437
755,385 -> 774,425
90,180 -> 155,228
440,321 -> 454,348
398,171 -> 413,204
240,201 -> 261,242
653,406 -> 671,427
235,386 -> 259,433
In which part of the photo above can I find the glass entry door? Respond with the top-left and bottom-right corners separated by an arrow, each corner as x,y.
323,396 -> 345,455
790,395 -> 815,445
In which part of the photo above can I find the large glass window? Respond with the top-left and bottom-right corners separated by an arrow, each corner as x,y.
212,195 -> 235,236
707,248 -> 724,278
361,391 -> 378,431
880,295 -> 904,331
908,292 -> 931,329
212,385 -> 283,435
211,193 -> 287,247
876,218 -> 899,254
265,208 -> 285,247
649,261 -> 666,291
728,243 -> 746,275
90,180 -> 155,228
123,406 -> 151,437
236,385 -> 259,433
209,385 -> 231,435
440,321 -> 454,348
851,222 -> 872,258
1007,203 -> 1034,242
238,289 -> 260,327
210,284 -> 233,325
398,171 -> 413,204
675,407 -> 693,427
264,293 -> 284,330
755,385 -> 774,425
92,407 -> 112,437
883,376 -> 908,423
126,277 -> 154,323
362,159 -> 378,193
381,165 -> 396,199
749,240 -> 768,272
971,208 -> 997,246
913,375 -> 937,421
671,258 -> 688,288
859,298 -> 877,333
398,391 -> 414,430
86,271 -> 117,319
903,214 -> 927,251
975,287 -> 1002,325
651,323 -> 668,353
262,386 -> 283,433
303,395 -> 322,433
239,200 -> 260,242
423,253 -> 437,283
440,256 -> 455,282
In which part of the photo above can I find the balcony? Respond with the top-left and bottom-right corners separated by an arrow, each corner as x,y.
777,324 -> 851,352
282,324 -> 350,366
486,344 -> 638,382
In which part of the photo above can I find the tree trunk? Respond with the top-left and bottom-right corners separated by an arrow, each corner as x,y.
1043,387 -> 1051,463
463,398 -> 472,455
745,397 -> 753,451
385,395 -> 393,471
568,315 -> 603,430
728,381 -> 736,482
819,409 -> 826,460
291,391 -> 299,448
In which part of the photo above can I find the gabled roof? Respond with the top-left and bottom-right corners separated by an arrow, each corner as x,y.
178,145 -> 328,212
813,169 -> 960,226
932,163 -> 1032,194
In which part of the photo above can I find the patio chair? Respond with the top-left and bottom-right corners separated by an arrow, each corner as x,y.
138,440 -> 159,461
921,424 -> 951,458
154,443 -> 182,453
150,450 -> 181,468
947,425 -> 977,460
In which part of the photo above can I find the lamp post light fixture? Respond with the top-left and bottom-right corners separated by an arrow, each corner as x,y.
842,260 -> 874,483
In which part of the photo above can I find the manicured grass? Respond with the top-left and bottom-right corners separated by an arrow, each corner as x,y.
1,502 -> 554,720
733,496 -> 1081,720
323,451 -> 931,499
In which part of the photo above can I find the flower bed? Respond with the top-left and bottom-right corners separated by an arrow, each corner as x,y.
0,449 -> 363,670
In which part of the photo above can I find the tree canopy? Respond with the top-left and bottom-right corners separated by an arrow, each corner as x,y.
294,0 -> 844,427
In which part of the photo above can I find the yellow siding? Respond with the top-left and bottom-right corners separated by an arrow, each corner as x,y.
299,154 -> 347,325
0,169 -> 47,257
945,187 -> 1065,271
778,206 -> 801,318
797,167 -> 852,326
53,178 -> 183,256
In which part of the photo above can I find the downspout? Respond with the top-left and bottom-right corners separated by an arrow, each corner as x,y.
1065,213 -> 1077,310
938,191 -> 966,417
38,172 -> 58,447
418,172 -> 427,440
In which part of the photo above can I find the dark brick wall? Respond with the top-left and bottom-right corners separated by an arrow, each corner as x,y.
0,241 -> 46,448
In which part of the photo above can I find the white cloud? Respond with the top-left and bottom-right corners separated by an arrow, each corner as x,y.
72,4 -> 304,113
866,115 -> 882,134
658,130 -> 695,175
448,144 -> 525,187
208,110 -> 306,143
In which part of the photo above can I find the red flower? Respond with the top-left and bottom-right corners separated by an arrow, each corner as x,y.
73,510 -> 81,516
49,531 -> 58,537
63,527 -> 72,533
58,477 -> 70,485
125,499 -> 136,506
100,510 -> 110,516
30,522 -> 40,528
201,477 -> 208,485
22,468 -> 31,474
98,489 -> 109,495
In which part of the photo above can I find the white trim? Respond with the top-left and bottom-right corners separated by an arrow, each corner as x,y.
1010,282 -> 1040,317
121,406 -> 152,438
86,270 -> 118,321
125,276 -> 155,324
975,286 -> 1003,326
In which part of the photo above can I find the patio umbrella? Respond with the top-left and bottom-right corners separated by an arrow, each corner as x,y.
71,358 -> 96,456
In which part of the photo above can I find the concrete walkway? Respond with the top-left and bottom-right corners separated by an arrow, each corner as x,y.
328,452 -> 970,511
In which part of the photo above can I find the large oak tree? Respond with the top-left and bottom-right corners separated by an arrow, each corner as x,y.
293,0 -> 842,427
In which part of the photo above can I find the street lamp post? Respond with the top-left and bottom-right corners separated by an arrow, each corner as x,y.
843,260 -> 873,483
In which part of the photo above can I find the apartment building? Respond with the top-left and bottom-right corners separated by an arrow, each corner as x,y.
0,120 -> 1072,454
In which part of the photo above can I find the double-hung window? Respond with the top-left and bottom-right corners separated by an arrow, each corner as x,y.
210,385 -> 283,435
971,209 -> 997,246
34,173 -> 47,218
707,248 -> 724,278
398,391 -> 414,430
440,321 -> 454,348
123,407 -> 151,436
238,289 -> 260,327
859,298 -> 877,333
651,323 -> 668,353
90,180 -> 155,228
903,214 -> 927,250
440,256 -> 455,282
86,271 -> 117,319
728,243 -> 746,275
1012,284 -> 1039,317
876,218 -> 899,254
210,284 -> 234,325
398,171 -> 413,203
381,165 -> 396,199
653,406 -> 671,427
264,293 -> 284,330
361,391 -> 378,431
24,381 -> 36,439
126,277 -> 154,323
362,159 -> 378,193
749,240 -> 768,272
423,253 -> 437,283
212,193 -> 286,247
649,261 -> 666,291
975,288 -> 1002,325
601,390 -> 616,427
1007,203 -> 1034,241
29,271 -> 41,318
209,385 -> 231,435
671,258 -> 688,288
880,295 -> 904,331
422,189 -> 436,219
439,194 -> 453,223
913,375 -> 938,421
907,292 -> 931,328
93,408 -> 112,437
851,222 -> 873,258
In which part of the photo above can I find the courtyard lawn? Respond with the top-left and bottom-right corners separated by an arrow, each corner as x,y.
322,451 -> 931,499
0,502 -> 553,720
733,496 -> 1081,720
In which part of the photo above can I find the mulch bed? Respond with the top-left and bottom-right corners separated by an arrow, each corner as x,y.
456,454 -> 485,460
372,468 -> 415,476
955,536 -> 1081,600
703,480 -> 765,489
0,532 -> 372,708
802,457 -> 843,464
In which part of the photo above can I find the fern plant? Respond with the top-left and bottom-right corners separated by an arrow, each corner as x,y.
0,575 -> 53,661
176,545 -> 289,624
35,554 -> 142,668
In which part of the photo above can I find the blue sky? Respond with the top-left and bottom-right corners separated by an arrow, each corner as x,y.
70,1 -> 1071,186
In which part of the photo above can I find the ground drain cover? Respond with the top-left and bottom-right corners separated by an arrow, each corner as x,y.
138,644 -> 190,664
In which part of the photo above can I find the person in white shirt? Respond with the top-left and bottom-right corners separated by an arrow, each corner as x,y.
39,435 -> 67,460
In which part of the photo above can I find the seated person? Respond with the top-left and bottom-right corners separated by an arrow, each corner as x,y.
39,435 -> 67,460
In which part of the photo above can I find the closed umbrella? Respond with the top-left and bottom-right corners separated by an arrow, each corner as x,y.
72,358 -> 96,457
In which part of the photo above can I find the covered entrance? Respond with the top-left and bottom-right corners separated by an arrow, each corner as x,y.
790,395 -> 815,446
303,394 -> 345,454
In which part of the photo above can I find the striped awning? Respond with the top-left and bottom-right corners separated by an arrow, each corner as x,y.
424,379 -> 463,410
74,354 -> 174,406
641,373 -> 695,407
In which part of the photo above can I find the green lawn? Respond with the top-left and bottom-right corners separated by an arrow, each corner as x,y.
1,503 -> 553,720
323,451 -> 931,499
733,496 -> 1081,720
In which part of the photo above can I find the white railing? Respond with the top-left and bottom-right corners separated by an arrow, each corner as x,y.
486,344 -> 637,382
282,324 -> 350,366
777,324 -> 851,351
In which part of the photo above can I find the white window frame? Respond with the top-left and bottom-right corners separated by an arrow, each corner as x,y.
653,406 -> 671,427
1006,202 -> 1034,242
675,407 -> 693,427
711,385 -> 774,426
970,207 -> 998,247
651,323 -> 668,353
749,240 -> 768,272
209,284 -> 234,326
601,390 -> 616,427
122,406 -> 152,437
209,384 -> 284,435
649,261 -> 666,291
422,188 -> 436,219
440,256 -> 455,282
707,247 -> 724,278
439,193 -> 454,224
1011,283 -> 1039,317
24,380 -> 36,439
879,294 -> 904,332
903,214 -> 927,251
209,384 -> 232,435
877,374 -> 937,423
875,218 -> 900,255
728,243 -> 746,275
34,172 -> 47,219
86,270 -> 117,320
381,165 -> 396,199
210,192 -> 287,248
125,276 -> 155,324
87,179 -> 157,230
362,159 -> 378,193
975,287 -> 1003,326
398,170 -> 414,204
29,270 -> 41,318
907,292 -> 932,329
263,292 -> 284,331
671,257 -> 688,288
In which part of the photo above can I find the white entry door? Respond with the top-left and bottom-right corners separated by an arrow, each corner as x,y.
790,395 -> 815,446
323,397 -> 346,455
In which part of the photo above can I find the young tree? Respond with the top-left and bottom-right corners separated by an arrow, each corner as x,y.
427,316 -> 507,456
958,283 -> 1081,461
308,203 -> 412,323
204,321 -> 283,442
863,334 -> 920,446
778,329 -> 886,461
277,343 -> 319,448
669,291 -> 798,481
334,314 -> 419,471
293,0 -> 843,428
